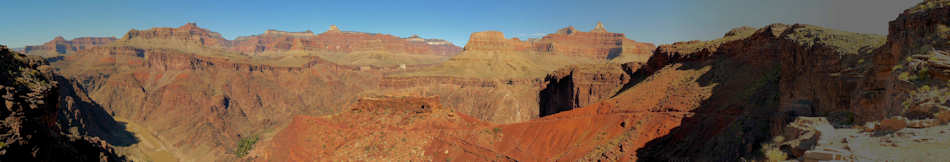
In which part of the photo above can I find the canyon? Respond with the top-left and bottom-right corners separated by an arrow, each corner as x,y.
2,0 -> 949,161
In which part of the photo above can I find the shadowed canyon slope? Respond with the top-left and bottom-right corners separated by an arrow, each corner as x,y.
6,0 -> 950,161
0,46 -> 125,161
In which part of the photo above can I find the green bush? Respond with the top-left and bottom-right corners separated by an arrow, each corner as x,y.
235,136 -> 259,158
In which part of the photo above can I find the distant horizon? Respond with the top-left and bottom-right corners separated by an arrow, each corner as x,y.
1,0 -> 921,48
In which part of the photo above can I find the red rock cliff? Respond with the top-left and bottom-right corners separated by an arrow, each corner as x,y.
532,22 -> 654,60
463,31 -> 532,52
121,22 -> 231,47
231,25 -> 462,56
461,22 -> 655,60
538,62 -> 641,116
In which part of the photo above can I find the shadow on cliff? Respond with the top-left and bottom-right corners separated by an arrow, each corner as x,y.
56,76 -> 139,147
629,50 -> 786,161
538,73 -> 575,117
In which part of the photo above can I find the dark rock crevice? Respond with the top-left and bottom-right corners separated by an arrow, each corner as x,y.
539,72 -> 576,117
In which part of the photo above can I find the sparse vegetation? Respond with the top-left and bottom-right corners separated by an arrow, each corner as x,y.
761,136 -> 788,162
899,72 -> 916,81
907,0 -> 950,14
674,26 -> 758,54
783,24 -> 886,56
394,50 -> 602,79
763,147 -> 788,162
234,136 -> 259,158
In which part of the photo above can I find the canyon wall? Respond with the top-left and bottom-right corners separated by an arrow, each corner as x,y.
538,62 -> 640,116
0,45 -> 125,161
56,43 -> 382,161
232,26 -> 462,56
462,23 -> 655,60
121,23 -> 231,48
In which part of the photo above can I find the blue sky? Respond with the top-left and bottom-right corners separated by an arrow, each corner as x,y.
0,0 -> 921,48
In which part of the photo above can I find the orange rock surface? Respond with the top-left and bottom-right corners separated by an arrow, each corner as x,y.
231,26 -> 462,56
121,22 -> 231,47
462,23 -> 655,60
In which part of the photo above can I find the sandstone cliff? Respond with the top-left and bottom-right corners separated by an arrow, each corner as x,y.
462,31 -> 532,52
231,26 -> 462,56
461,23 -> 655,61
24,36 -> 116,57
856,0 -> 950,122
120,22 -> 231,48
538,62 -> 640,116
531,22 -> 654,60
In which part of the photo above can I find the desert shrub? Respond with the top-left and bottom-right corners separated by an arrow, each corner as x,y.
235,136 -> 259,158
763,147 -> 788,162
899,72 -> 916,81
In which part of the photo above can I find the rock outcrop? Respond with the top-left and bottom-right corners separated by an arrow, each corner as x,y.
120,22 -> 230,48
538,62 -> 640,116
23,36 -> 116,57
532,22 -> 654,60
856,0 -> 950,122
376,76 -> 544,123
231,26 -> 462,56
0,45 -> 125,161
777,24 -> 886,123
461,23 -> 655,60
383,23 -> 655,123
462,31 -> 532,52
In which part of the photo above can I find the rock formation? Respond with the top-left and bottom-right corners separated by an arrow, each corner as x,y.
22,1 -> 950,161
591,22 -> 608,33
232,26 -> 462,56
461,23 -> 655,60
462,31 -> 532,52
383,23 -> 656,123
0,45 -> 125,161
856,0 -> 950,123
23,36 -> 116,57
120,22 -> 231,48
538,62 -> 640,116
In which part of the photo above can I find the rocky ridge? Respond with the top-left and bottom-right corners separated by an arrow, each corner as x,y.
231,25 -> 462,56
23,36 -> 116,57
121,22 -> 231,48
462,22 -> 655,60
0,45 -> 125,161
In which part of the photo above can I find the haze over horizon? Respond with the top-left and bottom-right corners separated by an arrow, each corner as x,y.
0,0 -> 921,48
